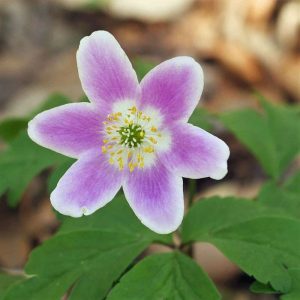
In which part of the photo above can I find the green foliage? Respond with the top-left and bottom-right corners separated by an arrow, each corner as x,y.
258,180 -> 300,220
4,195 -> 171,300
47,158 -> 75,193
1,89 -> 300,299
0,273 -> 23,300
0,119 -> 28,143
0,94 -> 70,206
133,58 -> 156,81
182,196 -> 269,242
189,107 -> 214,131
250,281 -> 278,294
281,269 -> 300,300
182,197 -> 300,292
0,94 -> 69,143
284,170 -> 300,195
107,252 -> 220,300
0,132 -> 67,206
252,269 -> 300,299
84,0 -> 109,10
31,94 -> 70,115
257,169 -> 300,221
219,99 -> 300,179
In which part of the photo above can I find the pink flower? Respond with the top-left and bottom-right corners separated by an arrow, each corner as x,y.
28,31 -> 229,234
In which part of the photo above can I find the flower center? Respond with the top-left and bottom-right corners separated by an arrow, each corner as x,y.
118,124 -> 145,148
101,106 -> 162,172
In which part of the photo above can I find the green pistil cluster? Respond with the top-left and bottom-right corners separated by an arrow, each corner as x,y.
118,124 -> 145,148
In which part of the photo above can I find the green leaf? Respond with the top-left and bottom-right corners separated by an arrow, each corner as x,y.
107,251 -> 220,300
5,195 -> 171,300
220,109 -> 275,176
0,94 -> 70,144
258,181 -> 300,220
133,58 -> 155,81
251,269 -> 300,299
259,98 -> 300,176
219,100 -> 300,179
284,170 -> 300,195
0,131 -> 66,206
0,119 -> 28,143
0,94 -> 71,206
3,274 -> 77,300
182,197 -> 300,292
58,194 -> 172,243
250,281 -> 278,294
210,217 -> 300,292
188,108 -> 214,131
0,273 -> 23,300
281,269 -> 300,300
182,196 -> 268,243
30,93 -> 70,117
47,158 -> 74,193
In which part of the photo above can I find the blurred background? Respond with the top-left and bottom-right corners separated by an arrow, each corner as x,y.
0,0 -> 299,299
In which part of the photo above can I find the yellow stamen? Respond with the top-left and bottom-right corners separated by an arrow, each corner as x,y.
149,137 -> 157,144
128,162 -> 135,172
143,146 -> 154,153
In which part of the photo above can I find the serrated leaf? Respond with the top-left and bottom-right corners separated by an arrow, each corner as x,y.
250,281 -> 278,294
251,269 -> 300,299
0,131 -> 66,206
281,269 -> 300,300
4,195 -> 171,300
182,197 -> 300,292
107,252 -> 220,300
219,100 -> 300,179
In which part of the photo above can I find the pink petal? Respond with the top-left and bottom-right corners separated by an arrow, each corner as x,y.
51,150 -> 122,217
123,162 -> 184,234
139,57 -> 203,124
77,31 -> 140,110
161,123 -> 229,180
28,103 -> 102,158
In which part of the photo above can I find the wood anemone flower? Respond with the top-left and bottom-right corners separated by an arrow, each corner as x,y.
28,31 -> 229,234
